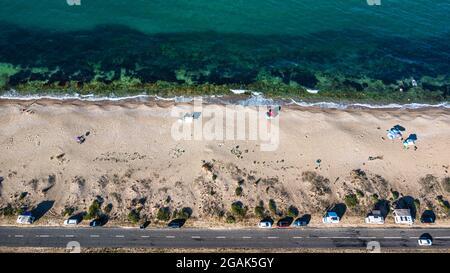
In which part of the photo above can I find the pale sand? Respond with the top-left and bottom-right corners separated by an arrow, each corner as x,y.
0,99 -> 449,227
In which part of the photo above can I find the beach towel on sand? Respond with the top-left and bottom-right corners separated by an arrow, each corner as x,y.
403,134 -> 418,147
387,128 -> 402,140
387,125 -> 405,140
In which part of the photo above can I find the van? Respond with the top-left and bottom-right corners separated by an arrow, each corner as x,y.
322,212 -> 340,224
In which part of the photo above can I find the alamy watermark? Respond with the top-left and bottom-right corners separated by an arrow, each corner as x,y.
66,0 -> 81,6
66,241 -> 81,253
170,99 -> 280,151
366,241 -> 381,253
367,0 -> 381,5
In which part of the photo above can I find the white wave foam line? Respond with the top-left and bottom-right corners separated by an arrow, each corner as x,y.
0,91 -> 197,103
237,94 -> 274,106
0,91 -> 448,109
289,99 -> 450,110
0,92 -> 151,102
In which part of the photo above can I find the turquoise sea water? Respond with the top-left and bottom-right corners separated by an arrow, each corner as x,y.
0,0 -> 449,101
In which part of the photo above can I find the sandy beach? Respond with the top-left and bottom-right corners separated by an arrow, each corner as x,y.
0,98 -> 449,227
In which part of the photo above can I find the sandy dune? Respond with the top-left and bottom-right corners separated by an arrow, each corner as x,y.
0,99 -> 449,227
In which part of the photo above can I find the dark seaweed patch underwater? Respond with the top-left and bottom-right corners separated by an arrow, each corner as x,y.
0,22 -> 449,102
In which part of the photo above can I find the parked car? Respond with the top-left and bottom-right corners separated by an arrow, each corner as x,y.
418,233 -> 433,246
64,218 -> 80,225
293,218 -> 308,227
139,220 -> 150,230
89,219 -> 102,227
276,219 -> 291,228
322,212 -> 340,224
418,238 -> 432,246
420,216 -> 435,224
420,211 -> 436,224
16,212 -> 35,225
168,219 -> 185,228
259,220 -> 273,228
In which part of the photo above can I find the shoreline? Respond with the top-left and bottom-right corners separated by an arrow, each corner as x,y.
1,93 -> 449,111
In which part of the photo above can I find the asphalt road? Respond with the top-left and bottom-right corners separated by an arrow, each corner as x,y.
0,227 -> 449,250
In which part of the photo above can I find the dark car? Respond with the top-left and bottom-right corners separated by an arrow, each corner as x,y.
276,219 -> 291,228
168,219 -> 185,228
293,214 -> 311,227
89,215 -> 107,227
293,218 -> 308,227
89,219 -> 102,227
420,216 -> 435,224
140,221 -> 150,229
420,210 -> 436,224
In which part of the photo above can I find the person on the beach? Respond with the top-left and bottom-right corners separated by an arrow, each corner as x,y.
268,108 -> 273,117
76,135 -> 86,144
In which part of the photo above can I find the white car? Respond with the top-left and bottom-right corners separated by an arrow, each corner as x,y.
418,238 -> 432,246
16,213 -> 35,225
259,220 -> 273,228
64,218 -> 79,225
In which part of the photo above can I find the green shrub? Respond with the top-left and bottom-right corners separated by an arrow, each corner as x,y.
1,204 -> 15,216
175,207 -> 192,219
437,196 -> 450,212
226,215 -> 236,223
128,209 -> 140,224
231,201 -> 246,217
85,200 -> 101,220
443,177 -> 450,193
254,204 -> 265,218
268,199 -> 277,215
157,207 -> 171,221
19,192 -> 28,200
287,205 -> 299,218
344,194 -> 359,208
104,203 -> 113,214
16,207 -> 25,215
356,190 -> 364,198
235,186 -> 243,196
391,190 -> 400,200
165,196 -> 171,203
181,207 -> 192,219
371,193 -> 379,203
437,198 -> 450,215
62,207 -> 75,217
